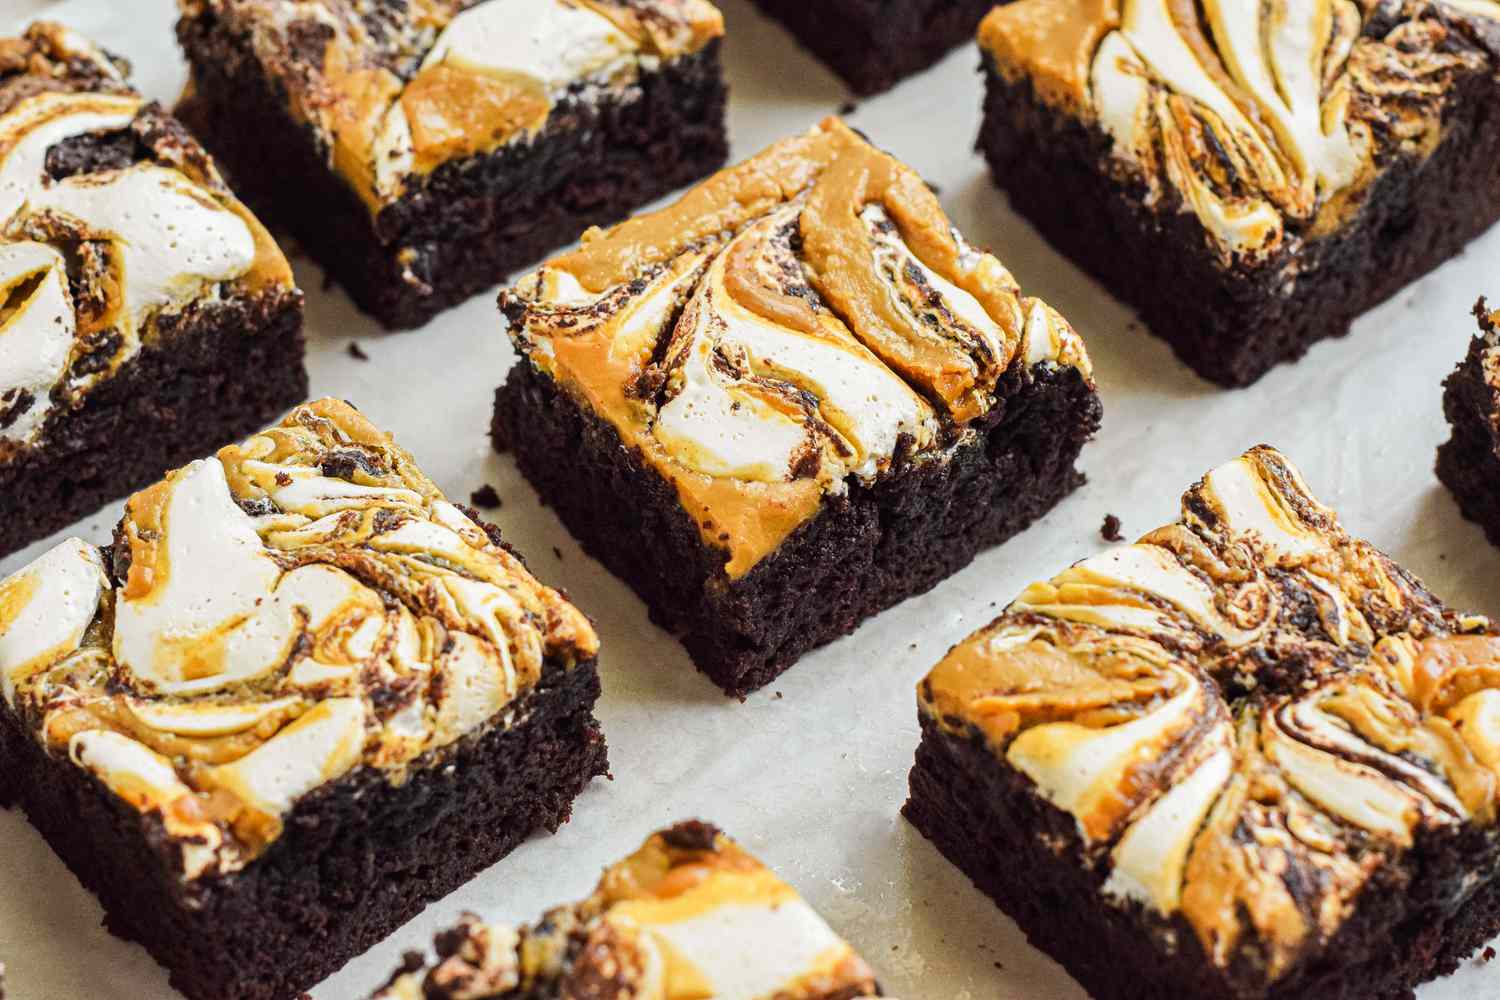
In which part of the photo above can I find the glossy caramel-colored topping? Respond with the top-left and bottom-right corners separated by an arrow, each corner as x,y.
919,446 -> 1500,985
978,0 -> 1119,111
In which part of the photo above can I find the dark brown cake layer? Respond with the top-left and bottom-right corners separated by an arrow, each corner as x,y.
175,9 -> 729,330
0,653 -> 607,1000
1437,304 -> 1500,544
494,358 -> 1101,696
748,0 -> 998,95
977,61 -> 1500,387
904,716 -> 1500,1000
0,292 -> 306,559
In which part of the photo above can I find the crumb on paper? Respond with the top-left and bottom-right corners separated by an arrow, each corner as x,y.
773,690 -> 784,700
838,100 -> 858,115
553,546 -> 563,561
347,341 -> 369,361
1483,946 -> 1496,963
1101,513 -> 1124,542
469,484 -> 501,509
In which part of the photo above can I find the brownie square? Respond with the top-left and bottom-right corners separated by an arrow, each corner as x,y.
0,399 -> 608,1000
494,117 -> 1101,696
0,22 -> 307,558
175,0 -> 730,330
366,820 -> 882,998
976,0 -> 1500,387
747,0 -> 1000,95
906,445 -> 1500,999
1438,298 -> 1500,543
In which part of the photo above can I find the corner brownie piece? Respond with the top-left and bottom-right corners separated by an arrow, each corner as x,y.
0,22 -> 306,558
176,0 -> 729,330
495,117 -> 1101,696
0,399 -> 608,1000
366,820 -> 881,999
976,0 -> 1500,387
748,0 -> 1000,95
1438,298 -> 1500,544
906,445 -> 1500,999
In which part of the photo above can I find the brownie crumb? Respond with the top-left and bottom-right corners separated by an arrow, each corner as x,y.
661,820 -> 722,851
773,690 -> 784,700
1484,946 -> 1496,963
553,546 -> 563,561
347,341 -> 369,361
469,484 -> 501,509
1101,513 -> 1124,542
838,100 -> 858,115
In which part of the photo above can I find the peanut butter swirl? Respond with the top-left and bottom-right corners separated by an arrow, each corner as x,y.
504,118 -> 1093,578
182,0 -> 724,213
0,22 -> 293,456
920,445 -> 1500,986
368,821 -> 881,1000
979,0 -> 1500,262
0,399 -> 597,882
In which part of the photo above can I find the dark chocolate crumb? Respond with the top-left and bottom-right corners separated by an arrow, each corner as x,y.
469,484 -> 501,509
1101,513 -> 1124,542
347,341 -> 369,361
773,691 -> 783,700
838,100 -> 858,115
552,546 -> 563,561
661,820 -> 722,851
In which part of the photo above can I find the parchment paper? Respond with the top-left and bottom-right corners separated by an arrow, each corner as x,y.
2,1 -> 1498,996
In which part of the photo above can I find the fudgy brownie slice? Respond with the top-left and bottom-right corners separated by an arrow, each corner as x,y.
495,117 -> 1101,696
0,22 -> 306,558
976,0 -> 1500,387
0,399 -> 608,1000
1438,298 -> 1500,543
747,0 -> 1000,95
366,820 -> 882,999
906,445 -> 1500,999
176,0 -> 730,329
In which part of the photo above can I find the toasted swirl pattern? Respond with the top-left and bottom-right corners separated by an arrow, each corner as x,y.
0,22 -> 292,452
0,400 -> 597,880
504,118 -> 1092,578
920,446 -> 1500,983
185,0 -> 724,211
980,0 -> 1500,260
369,822 -> 880,1000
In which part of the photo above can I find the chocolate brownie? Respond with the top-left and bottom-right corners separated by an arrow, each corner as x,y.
366,821 -> 882,999
906,445 -> 1500,999
976,0 -> 1500,387
0,22 -> 306,558
1438,298 -> 1500,545
494,117 -> 1101,696
0,399 -> 608,1000
747,0 -> 999,95
175,0 -> 730,330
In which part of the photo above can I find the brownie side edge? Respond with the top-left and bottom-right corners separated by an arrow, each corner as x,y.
493,357 -> 1101,696
747,0 -> 999,95
175,8 -> 729,329
0,291 -> 306,559
0,651 -> 607,1000
903,714 -> 1500,1000
1437,310 -> 1500,545
977,61 -> 1500,387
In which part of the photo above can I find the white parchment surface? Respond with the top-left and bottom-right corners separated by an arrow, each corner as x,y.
2,1 -> 1499,997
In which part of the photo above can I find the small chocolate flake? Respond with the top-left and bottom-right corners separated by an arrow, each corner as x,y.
1101,513 -> 1124,543
838,100 -> 858,115
469,484 -> 501,509
661,820 -> 721,851
552,546 -> 563,561
347,341 -> 369,361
